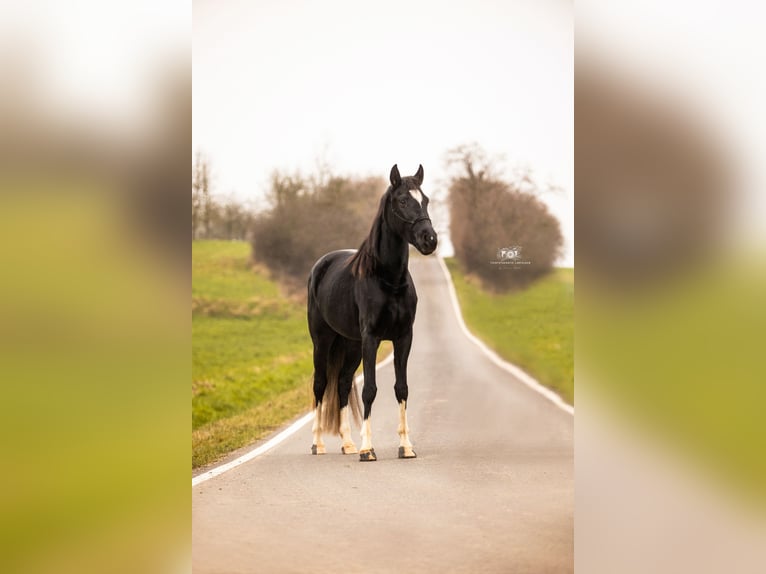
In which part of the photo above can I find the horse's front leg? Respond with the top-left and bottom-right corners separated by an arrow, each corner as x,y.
359,332 -> 379,461
393,331 -> 416,459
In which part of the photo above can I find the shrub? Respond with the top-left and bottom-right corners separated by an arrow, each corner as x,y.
447,144 -> 563,290
251,172 -> 384,282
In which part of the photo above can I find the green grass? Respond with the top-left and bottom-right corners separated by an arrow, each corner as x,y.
192,240 -> 390,468
192,240 -> 313,468
192,240 -> 281,301
445,258 -> 574,404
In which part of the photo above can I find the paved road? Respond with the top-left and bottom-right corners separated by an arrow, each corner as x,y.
192,256 -> 573,573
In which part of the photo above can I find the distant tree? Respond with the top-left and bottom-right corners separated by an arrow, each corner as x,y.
192,151 -> 215,239
446,144 -> 563,290
214,197 -> 254,241
193,152 -> 257,241
200,158 -> 212,238
192,151 -> 204,239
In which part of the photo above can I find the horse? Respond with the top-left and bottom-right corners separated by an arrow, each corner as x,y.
307,164 -> 438,461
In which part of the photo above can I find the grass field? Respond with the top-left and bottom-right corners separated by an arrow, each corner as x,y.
193,240 -> 390,468
192,241 -> 313,467
444,259 -> 574,404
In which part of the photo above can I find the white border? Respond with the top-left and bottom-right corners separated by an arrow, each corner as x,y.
436,256 -> 574,416
192,353 -> 395,486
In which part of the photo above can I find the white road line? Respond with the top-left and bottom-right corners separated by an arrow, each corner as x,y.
436,256 -> 574,416
192,353 -> 395,486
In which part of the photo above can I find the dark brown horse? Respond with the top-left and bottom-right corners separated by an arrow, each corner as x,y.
307,164 -> 437,461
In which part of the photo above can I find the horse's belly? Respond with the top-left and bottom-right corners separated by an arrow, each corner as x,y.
320,290 -> 361,340
325,314 -> 361,340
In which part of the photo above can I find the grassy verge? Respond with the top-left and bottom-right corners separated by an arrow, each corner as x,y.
444,258 -> 573,404
193,240 -> 389,468
192,241 -> 311,468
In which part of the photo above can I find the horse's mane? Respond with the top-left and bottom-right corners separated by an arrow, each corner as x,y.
348,190 -> 390,278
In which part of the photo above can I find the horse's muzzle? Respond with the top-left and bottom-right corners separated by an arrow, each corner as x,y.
415,226 -> 438,255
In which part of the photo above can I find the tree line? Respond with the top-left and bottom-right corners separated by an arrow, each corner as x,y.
192,145 -> 564,291
192,152 -> 255,241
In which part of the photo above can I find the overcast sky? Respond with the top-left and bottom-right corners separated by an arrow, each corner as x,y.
193,0 -> 573,264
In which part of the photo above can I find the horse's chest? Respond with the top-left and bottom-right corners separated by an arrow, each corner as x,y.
374,300 -> 415,338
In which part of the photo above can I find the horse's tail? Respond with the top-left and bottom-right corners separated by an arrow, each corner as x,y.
317,343 -> 342,435
348,376 -> 362,429
317,338 -> 362,435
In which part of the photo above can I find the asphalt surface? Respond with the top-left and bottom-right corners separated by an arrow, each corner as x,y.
192,256 -> 573,573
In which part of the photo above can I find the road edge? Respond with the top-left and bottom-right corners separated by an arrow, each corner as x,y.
436,256 -> 574,416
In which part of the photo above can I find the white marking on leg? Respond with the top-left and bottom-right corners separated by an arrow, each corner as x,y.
339,406 -> 358,454
360,418 -> 373,452
398,401 -> 414,455
312,406 -> 326,454
409,188 -> 423,206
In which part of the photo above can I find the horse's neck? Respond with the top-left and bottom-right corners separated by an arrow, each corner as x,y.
376,217 -> 409,283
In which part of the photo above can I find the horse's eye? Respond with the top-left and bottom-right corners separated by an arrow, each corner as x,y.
399,198 -> 407,207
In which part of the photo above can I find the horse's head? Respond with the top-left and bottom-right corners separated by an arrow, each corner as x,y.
387,164 -> 438,255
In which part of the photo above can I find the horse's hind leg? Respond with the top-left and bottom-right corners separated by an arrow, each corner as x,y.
359,333 -> 380,461
311,341 -> 330,455
309,311 -> 334,455
337,339 -> 362,454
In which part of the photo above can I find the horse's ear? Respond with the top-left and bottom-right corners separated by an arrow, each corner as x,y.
414,164 -> 424,186
390,164 -> 401,188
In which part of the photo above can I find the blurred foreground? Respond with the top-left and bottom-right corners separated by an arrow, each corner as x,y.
577,2 -> 766,572
0,2 -> 188,573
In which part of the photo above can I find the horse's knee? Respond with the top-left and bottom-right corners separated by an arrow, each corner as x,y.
394,382 -> 408,404
313,376 -> 327,403
361,384 -> 377,419
362,383 -> 377,405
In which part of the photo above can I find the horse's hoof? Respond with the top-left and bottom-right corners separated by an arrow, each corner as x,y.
311,444 -> 326,455
341,444 -> 358,455
398,446 -> 417,459
359,449 -> 377,462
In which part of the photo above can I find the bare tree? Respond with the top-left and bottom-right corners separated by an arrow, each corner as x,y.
200,157 -> 211,238
192,151 -> 216,239
444,142 -> 504,183
192,151 -> 203,239
207,194 -> 255,240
